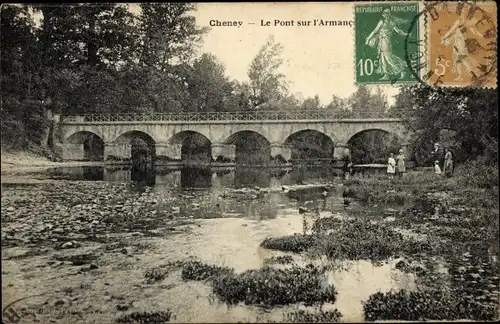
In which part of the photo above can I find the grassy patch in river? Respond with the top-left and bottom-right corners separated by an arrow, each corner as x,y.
260,234 -> 316,253
115,310 -> 173,323
363,289 -> 498,321
261,217 -> 437,262
181,261 -> 337,307
263,255 -> 294,265
181,260 -> 235,281
283,309 -> 343,322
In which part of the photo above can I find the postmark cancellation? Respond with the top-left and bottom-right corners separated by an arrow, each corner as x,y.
427,1 -> 497,88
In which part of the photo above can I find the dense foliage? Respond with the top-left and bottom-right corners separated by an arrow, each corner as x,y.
389,85 -> 498,165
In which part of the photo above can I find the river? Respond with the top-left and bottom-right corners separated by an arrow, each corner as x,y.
1,166 -> 424,323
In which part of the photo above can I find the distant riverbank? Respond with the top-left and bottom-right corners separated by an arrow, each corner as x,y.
1,149 -> 102,175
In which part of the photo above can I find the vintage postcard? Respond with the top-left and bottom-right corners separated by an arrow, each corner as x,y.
1,2 -> 498,324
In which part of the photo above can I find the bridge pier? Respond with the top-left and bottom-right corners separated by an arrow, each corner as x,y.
155,143 -> 182,161
333,143 -> 350,161
211,143 -> 236,162
104,143 -> 131,162
58,143 -> 85,160
270,143 -> 292,162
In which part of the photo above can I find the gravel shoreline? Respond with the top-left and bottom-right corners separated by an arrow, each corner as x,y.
1,150 -> 103,181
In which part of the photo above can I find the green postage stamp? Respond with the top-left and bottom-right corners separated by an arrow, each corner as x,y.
355,2 -> 420,84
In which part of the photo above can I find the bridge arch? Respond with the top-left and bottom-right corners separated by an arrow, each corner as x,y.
347,128 -> 403,164
278,125 -> 338,145
65,131 -> 104,161
114,130 -> 156,145
167,131 -> 211,145
284,129 -> 335,162
167,131 -> 212,164
224,130 -> 271,165
114,130 -> 156,164
223,130 -> 270,145
64,129 -> 105,143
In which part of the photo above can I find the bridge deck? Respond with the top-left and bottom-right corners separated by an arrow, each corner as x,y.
60,110 -> 403,123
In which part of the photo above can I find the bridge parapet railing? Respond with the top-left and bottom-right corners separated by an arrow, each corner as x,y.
60,110 -> 394,123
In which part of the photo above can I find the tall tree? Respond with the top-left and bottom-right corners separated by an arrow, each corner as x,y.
36,4 -> 138,69
301,95 -> 323,110
137,3 -> 207,71
32,3 -> 139,116
370,87 -> 389,118
248,35 -> 289,108
224,81 -> 254,111
182,53 -> 234,112
388,85 -> 413,118
1,5 -> 49,148
348,85 -> 372,118
325,94 -> 349,117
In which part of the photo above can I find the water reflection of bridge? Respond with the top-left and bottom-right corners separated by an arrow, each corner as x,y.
61,166 -> 350,188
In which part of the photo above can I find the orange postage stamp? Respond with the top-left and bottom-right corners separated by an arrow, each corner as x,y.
427,1 -> 497,87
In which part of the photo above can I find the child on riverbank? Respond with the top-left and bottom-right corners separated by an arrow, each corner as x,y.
434,160 -> 442,175
387,153 -> 396,179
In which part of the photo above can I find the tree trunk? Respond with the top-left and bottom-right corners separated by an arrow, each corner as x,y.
87,16 -> 98,66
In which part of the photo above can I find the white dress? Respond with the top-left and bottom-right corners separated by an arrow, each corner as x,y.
387,157 -> 396,174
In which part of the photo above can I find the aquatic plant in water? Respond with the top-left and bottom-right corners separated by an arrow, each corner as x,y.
210,264 -> 337,307
180,261 -> 337,307
116,310 -> 173,323
263,255 -> 294,265
284,309 -> 343,323
181,260 -> 234,281
262,217 -> 435,262
363,289 -> 498,321
144,267 -> 168,283
260,234 -> 316,253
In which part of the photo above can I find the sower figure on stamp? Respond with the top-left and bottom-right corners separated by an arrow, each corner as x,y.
365,8 -> 409,81
440,13 -> 484,81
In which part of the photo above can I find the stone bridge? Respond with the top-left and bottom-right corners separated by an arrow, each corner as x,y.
55,111 -> 409,163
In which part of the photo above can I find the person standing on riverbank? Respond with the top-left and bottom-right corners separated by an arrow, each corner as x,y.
395,149 -> 406,177
431,142 -> 445,169
444,148 -> 453,177
387,153 -> 396,179
434,160 -> 442,175
342,152 -> 352,181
